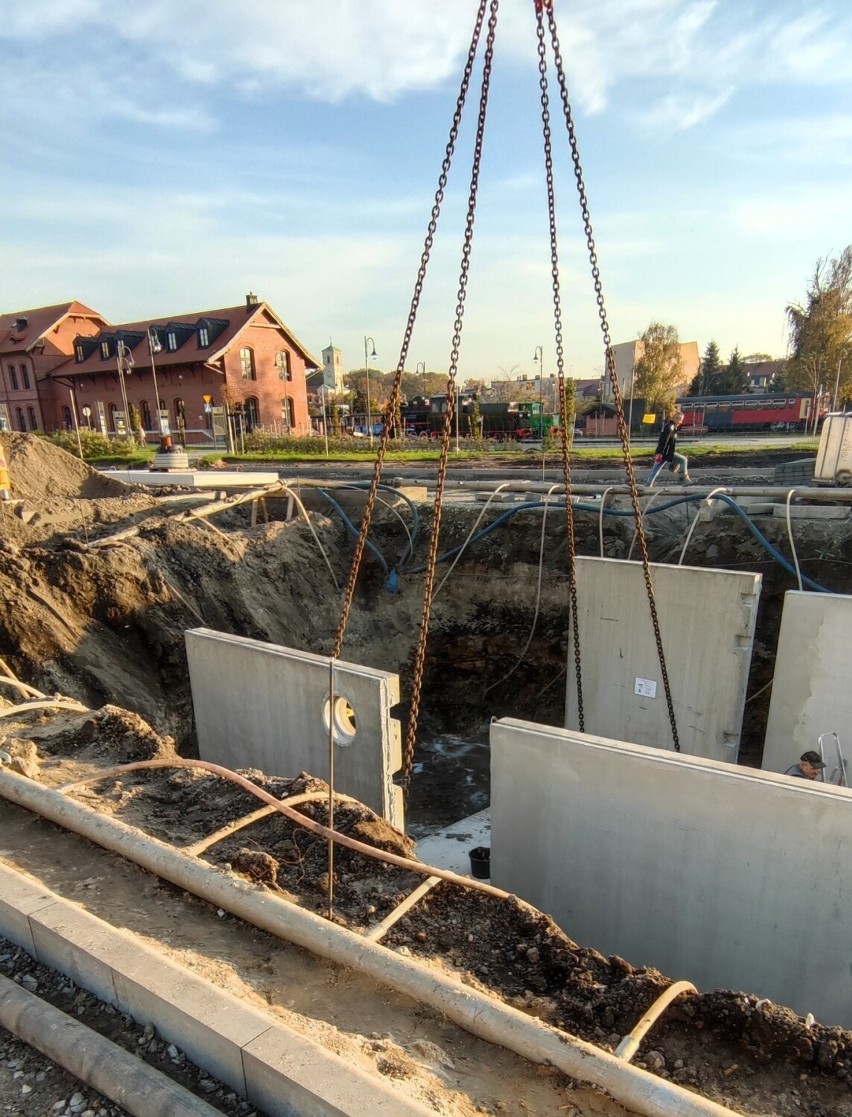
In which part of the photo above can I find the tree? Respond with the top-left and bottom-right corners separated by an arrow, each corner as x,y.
768,365 -> 787,393
633,322 -> 684,412
786,246 -> 852,404
718,347 -> 750,394
689,340 -> 723,396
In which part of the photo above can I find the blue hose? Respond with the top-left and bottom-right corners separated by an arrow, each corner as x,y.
315,489 -> 389,576
407,494 -> 833,592
341,482 -> 421,570
315,483 -> 421,590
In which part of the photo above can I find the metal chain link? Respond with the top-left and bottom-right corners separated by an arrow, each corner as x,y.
331,0 -> 492,664
402,0 -> 501,793
544,3 -> 680,750
534,7 -> 584,730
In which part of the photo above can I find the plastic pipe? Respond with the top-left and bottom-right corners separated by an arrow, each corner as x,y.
0,973 -> 222,1117
0,769 -> 737,1117
615,980 -> 697,1061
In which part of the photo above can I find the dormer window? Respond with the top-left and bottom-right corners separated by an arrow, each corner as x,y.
76,344 -> 84,362
101,341 -> 111,359
166,331 -> 177,351
198,326 -> 209,347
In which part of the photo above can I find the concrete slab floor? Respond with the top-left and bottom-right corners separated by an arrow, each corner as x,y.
413,809 -> 491,878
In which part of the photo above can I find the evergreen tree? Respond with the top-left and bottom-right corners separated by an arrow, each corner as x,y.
719,347 -> 750,394
690,340 -> 723,395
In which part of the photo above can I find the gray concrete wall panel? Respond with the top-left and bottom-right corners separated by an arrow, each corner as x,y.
762,591 -> 852,779
566,558 -> 760,762
186,629 -> 403,828
491,717 -> 852,1028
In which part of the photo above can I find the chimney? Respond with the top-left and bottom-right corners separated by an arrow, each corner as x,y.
14,317 -> 28,332
245,292 -> 259,310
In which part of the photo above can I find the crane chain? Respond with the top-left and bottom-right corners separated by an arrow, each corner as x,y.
330,0 -> 492,664
534,7 -> 584,730
402,0 -> 500,794
544,3 -> 681,751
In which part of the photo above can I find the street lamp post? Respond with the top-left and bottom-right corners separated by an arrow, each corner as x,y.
533,346 -> 545,478
147,327 -> 172,452
363,336 -> 377,448
115,342 -> 133,439
317,386 -> 329,458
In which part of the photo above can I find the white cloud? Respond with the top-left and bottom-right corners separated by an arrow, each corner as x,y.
5,1 -> 850,122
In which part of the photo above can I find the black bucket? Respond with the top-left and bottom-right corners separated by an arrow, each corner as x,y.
469,846 -> 491,880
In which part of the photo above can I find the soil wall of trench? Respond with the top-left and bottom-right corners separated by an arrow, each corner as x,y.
1,456 -> 851,783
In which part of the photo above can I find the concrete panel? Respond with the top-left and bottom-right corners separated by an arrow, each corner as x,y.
107,470 -> 277,488
111,963 -> 266,1096
186,629 -> 403,828
28,903 -> 126,1007
491,717 -> 852,1028
0,863 -> 432,1114
762,591 -> 852,778
566,557 -> 760,762
0,864 -> 56,955
243,1027 -> 434,1117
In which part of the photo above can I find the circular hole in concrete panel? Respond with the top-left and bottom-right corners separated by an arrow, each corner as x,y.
322,694 -> 358,747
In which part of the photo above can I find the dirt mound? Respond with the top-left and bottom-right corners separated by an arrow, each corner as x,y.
26,705 -> 178,765
1,433 -> 131,501
0,433 -> 160,549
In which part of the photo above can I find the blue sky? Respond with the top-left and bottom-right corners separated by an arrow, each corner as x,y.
1,0 -> 850,383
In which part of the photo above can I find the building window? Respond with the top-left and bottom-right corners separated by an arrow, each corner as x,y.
276,351 -> 291,381
141,401 -> 152,430
21,364 -> 30,390
63,406 -> 73,430
27,407 -> 37,430
76,344 -> 84,362
15,407 -> 25,431
244,396 -> 259,430
239,348 -> 255,380
9,366 -> 19,391
108,402 -> 118,432
282,397 -> 295,429
166,331 -> 178,351
198,327 -> 209,347
101,341 -> 111,359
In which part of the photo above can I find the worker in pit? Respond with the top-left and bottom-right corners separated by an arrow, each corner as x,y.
647,411 -> 691,486
783,751 -> 826,780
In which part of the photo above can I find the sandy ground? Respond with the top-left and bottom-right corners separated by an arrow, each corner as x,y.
0,433 -> 850,1116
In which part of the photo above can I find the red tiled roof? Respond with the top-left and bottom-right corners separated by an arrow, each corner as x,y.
63,301 -> 320,375
0,301 -> 107,354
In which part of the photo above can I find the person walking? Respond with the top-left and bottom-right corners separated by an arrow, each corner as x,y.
783,751 -> 826,780
647,411 -> 691,486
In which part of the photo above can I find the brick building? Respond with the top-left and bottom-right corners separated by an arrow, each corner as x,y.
48,293 -> 318,443
0,302 -> 108,433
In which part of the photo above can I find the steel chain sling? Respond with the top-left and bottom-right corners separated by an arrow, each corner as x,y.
534,5 -> 584,730
330,0 -> 493,664
402,0 -> 501,793
543,1 -> 681,750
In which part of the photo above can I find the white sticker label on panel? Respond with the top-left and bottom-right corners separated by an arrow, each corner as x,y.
634,678 -> 657,698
